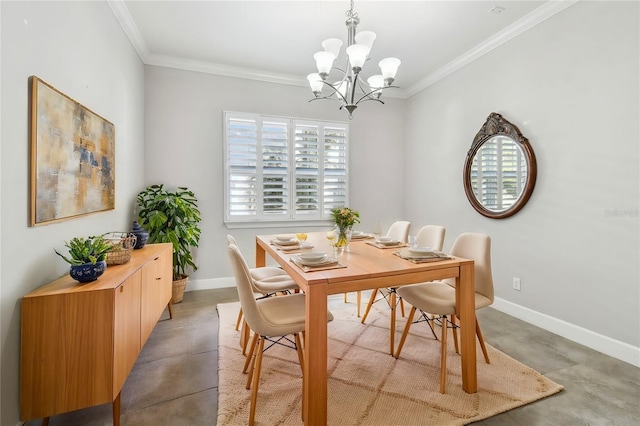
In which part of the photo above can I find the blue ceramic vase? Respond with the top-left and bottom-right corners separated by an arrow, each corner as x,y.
131,221 -> 149,249
70,260 -> 107,283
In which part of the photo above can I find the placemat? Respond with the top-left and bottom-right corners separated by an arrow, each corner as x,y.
290,258 -> 347,272
366,240 -> 407,249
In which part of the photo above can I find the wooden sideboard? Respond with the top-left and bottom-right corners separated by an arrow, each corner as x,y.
20,243 -> 173,426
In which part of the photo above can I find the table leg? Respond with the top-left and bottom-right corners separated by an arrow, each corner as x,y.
255,239 -> 266,267
457,262 -> 477,393
303,283 -> 328,425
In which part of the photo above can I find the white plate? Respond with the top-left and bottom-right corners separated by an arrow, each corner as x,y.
351,230 -> 364,237
409,246 -> 434,254
274,239 -> 298,246
296,255 -> 331,266
298,251 -> 326,262
376,236 -> 394,243
275,234 -> 295,242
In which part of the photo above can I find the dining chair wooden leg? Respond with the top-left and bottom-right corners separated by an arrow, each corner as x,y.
344,292 -> 348,303
357,290 -> 361,317
241,320 -> 251,355
249,336 -> 265,426
235,307 -> 243,331
399,296 -> 405,317
295,332 -> 305,374
243,332 -> 259,374
440,316 -> 448,394
450,315 -> 460,354
394,306 -> 417,358
361,289 -> 379,323
476,320 -> 491,364
389,291 -> 397,355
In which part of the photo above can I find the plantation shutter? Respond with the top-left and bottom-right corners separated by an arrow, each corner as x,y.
225,112 -> 348,223
323,124 -> 348,215
471,136 -> 523,211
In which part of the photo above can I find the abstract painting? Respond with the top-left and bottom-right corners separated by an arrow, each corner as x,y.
30,76 -> 115,226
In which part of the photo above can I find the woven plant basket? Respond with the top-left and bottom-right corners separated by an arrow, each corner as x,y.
104,232 -> 137,265
172,276 -> 188,304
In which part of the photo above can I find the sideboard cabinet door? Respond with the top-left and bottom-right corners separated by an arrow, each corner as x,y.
140,248 -> 172,345
113,270 -> 142,396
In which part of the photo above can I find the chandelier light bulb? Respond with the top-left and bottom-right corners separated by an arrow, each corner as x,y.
334,80 -> 348,98
307,73 -> 324,95
314,51 -> 337,76
322,38 -> 343,58
346,44 -> 370,71
354,31 -> 376,51
367,74 -> 385,99
379,57 -> 401,83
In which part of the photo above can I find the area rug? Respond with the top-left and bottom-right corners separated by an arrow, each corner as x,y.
217,297 -> 563,425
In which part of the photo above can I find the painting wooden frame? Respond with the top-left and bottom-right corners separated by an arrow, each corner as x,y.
30,76 -> 115,226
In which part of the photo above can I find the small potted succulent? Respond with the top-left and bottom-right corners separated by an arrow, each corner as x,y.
54,235 -> 112,282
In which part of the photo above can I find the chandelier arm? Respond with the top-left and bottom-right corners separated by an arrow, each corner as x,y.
354,85 -> 399,105
320,80 -> 349,104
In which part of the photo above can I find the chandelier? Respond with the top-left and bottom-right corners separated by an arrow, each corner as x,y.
307,0 -> 401,119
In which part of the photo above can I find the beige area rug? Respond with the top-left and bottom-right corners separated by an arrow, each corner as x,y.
217,297 -> 563,425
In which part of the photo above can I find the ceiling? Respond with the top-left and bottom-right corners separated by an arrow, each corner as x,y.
109,1 -> 574,98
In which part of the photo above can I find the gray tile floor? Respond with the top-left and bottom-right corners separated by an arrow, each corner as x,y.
26,288 -> 640,426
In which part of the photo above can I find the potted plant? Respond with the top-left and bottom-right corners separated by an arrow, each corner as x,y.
54,235 -> 112,282
136,184 -> 202,303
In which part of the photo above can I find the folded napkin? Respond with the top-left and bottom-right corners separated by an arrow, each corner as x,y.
393,248 -> 451,263
366,240 -> 407,249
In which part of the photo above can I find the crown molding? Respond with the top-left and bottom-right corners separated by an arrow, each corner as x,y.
401,0 -> 580,98
108,0 -> 579,100
106,0 -> 149,60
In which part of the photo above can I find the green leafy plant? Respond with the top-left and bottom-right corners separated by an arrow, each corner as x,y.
136,184 -> 202,280
54,235 -> 112,265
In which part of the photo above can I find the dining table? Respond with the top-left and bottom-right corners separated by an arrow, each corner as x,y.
255,231 -> 477,425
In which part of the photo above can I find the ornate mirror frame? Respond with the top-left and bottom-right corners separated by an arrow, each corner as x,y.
463,113 -> 537,219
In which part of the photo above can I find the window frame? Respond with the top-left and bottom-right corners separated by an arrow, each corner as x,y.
223,111 -> 350,228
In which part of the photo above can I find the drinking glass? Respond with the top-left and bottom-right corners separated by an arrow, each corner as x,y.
296,232 -> 308,246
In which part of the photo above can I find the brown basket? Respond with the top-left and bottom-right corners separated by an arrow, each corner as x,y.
172,276 -> 188,304
104,232 -> 137,265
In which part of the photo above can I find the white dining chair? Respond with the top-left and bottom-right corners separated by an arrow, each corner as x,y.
360,220 -> 412,355
228,244 -> 334,425
394,232 -> 494,393
227,235 -> 300,352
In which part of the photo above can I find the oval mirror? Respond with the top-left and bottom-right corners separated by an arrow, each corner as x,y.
463,113 -> 537,219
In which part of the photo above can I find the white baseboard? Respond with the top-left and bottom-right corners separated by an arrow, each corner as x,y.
492,297 -> 640,368
185,280 -> 640,368
186,277 -> 235,291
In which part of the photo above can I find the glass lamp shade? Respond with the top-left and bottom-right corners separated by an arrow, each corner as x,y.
322,38 -> 343,58
379,57 -> 401,80
307,73 -> 324,93
346,44 -> 370,69
367,74 -> 385,90
314,51 -> 337,75
354,31 -> 376,50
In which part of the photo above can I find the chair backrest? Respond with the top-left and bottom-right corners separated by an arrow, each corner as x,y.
449,232 -> 494,303
226,234 -> 238,246
386,221 -> 411,243
227,244 -> 270,334
415,225 -> 446,251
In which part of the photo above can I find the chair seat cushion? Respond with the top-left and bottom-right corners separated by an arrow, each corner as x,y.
398,281 -> 493,315
398,282 -> 457,315
254,275 -> 300,294
250,266 -> 288,281
256,293 -> 334,337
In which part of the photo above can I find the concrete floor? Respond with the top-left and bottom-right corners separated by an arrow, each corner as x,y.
25,288 -> 640,426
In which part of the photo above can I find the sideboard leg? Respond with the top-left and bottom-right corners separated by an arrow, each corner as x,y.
113,392 -> 121,426
167,301 -> 173,319
42,417 -> 50,426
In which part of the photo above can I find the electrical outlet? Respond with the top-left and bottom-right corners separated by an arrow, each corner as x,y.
513,277 -> 521,291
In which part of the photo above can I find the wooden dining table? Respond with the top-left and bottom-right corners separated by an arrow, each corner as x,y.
255,232 -> 477,425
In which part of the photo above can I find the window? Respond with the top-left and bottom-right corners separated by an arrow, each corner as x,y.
470,135 -> 525,211
224,112 -> 349,224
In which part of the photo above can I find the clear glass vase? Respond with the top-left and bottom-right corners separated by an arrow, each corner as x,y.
336,226 -> 352,252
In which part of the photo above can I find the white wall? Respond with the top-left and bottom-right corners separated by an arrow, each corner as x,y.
144,65 -> 405,285
0,1 -> 145,424
403,0 -> 639,360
